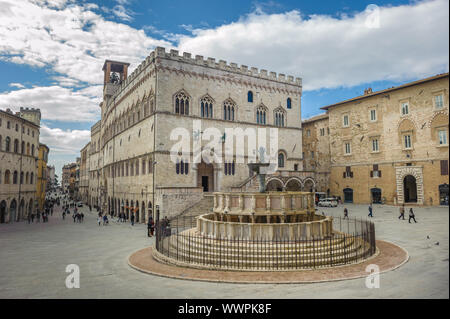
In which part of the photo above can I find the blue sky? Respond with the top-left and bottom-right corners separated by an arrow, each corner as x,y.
0,0 -> 448,178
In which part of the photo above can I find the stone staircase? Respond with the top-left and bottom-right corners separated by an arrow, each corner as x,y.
155,229 -> 374,270
230,174 -> 260,192
175,194 -> 214,218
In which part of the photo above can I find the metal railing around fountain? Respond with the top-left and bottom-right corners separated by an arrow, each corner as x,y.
154,215 -> 376,270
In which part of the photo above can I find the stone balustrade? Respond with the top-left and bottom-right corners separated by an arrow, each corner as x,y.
196,213 -> 333,240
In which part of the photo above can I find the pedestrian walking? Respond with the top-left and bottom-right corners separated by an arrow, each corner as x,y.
73,213 -> 76,223
80,212 -> 84,223
147,217 -> 154,237
27,213 -> 31,224
36,211 -> 41,223
62,211 -> 66,220
31,213 -> 35,223
409,208 -> 417,223
130,213 -> 135,226
343,207 -> 349,219
50,207 -> 53,216
98,215 -> 102,226
368,203 -> 373,218
398,204 -> 405,220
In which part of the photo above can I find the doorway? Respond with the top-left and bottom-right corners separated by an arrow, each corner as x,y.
0,201 -> 6,223
343,188 -> 353,203
371,188 -> 382,204
403,175 -> 417,203
197,160 -> 214,192
439,184 -> 449,205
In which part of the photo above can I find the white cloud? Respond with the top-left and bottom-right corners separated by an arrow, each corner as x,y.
9,83 -> 26,89
177,0 -> 449,90
40,124 -> 91,155
0,0 -> 170,85
0,85 -> 100,122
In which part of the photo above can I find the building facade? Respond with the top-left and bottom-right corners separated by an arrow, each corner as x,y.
302,113 -> 331,194
0,107 -> 41,223
322,73 -> 449,206
93,47 -> 314,222
88,120 -> 101,207
61,164 -> 72,194
36,143 -> 49,211
79,143 -> 90,203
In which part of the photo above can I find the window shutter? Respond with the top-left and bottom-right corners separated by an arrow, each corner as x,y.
379,171 -> 382,177
350,172 -> 354,178
343,172 -> 346,178
373,164 -> 378,171
370,171 -> 373,177
441,160 -> 449,175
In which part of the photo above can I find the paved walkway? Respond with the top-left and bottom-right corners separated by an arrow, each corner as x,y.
0,203 -> 448,298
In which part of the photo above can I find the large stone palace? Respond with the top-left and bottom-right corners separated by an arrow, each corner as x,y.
75,47 -> 449,224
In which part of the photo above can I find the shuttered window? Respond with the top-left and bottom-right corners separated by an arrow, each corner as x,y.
441,160 -> 449,175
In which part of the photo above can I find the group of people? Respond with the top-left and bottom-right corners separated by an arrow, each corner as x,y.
97,212 -> 109,226
342,203 -> 417,223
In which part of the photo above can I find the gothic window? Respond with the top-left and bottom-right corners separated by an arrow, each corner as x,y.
5,136 -> 11,152
135,160 -> 139,175
142,159 -> 146,175
201,96 -> 214,118
20,172 -> 24,184
174,91 -> 190,115
30,172 -> 34,184
223,99 -> 236,121
256,105 -> 267,124
248,91 -> 253,103
13,171 -> 18,184
287,97 -> 292,109
224,161 -> 236,175
274,108 -> 286,127
176,159 -> 189,175
278,153 -> 285,168
26,172 -> 29,184
4,170 -> 10,184
130,162 -> 134,176
14,139 -> 18,153
32,144 -> 35,156
27,143 -> 30,155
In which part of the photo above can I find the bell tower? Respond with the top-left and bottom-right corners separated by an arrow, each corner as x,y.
102,60 -> 130,105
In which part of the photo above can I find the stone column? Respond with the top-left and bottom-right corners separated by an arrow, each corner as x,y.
266,195 -> 271,211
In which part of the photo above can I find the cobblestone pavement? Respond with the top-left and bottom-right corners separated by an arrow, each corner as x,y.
0,203 -> 448,298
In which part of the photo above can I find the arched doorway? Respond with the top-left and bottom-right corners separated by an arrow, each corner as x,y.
28,198 -> 33,217
439,184 -> 449,205
19,199 -> 25,221
10,199 -> 17,223
285,179 -> 302,191
303,179 -> 315,192
266,179 -> 284,191
403,175 -> 417,203
0,201 -> 6,223
343,188 -> 353,203
197,160 -> 214,192
371,188 -> 382,204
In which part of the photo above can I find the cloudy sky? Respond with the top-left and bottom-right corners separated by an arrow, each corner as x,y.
0,0 -> 448,179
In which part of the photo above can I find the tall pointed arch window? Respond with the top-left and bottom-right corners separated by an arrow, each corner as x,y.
200,95 -> 214,119
223,99 -> 236,121
174,91 -> 190,115
287,97 -> 292,109
274,108 -> 286,127
256,105 -> 267,124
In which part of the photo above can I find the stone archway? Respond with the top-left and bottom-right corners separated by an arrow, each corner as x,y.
303,178 -> 316,192
403,175 -> 417,203
196,160 -> 214,192
395,166 -> 423,204
10,199 -> 17,223
0,201 -> 6,223
266,178 -> 284,191
285,178 -> 302,191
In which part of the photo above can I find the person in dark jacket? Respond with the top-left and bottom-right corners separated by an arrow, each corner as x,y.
398,204 -> 405,220
409,208 -> 417,223
368,204 -> 373,218
130,213 -> 135,226
343,207 -> 349,219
